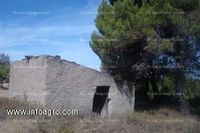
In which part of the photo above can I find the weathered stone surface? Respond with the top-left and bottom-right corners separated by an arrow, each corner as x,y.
9,55 -> 135,115
9,56 -> 48,104
2,83 -> 9,89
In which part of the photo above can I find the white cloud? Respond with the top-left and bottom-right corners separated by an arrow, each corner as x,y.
0,0 -> 101,70
0,24 -> 95,48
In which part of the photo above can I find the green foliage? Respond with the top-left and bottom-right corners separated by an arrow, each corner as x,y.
0,53 -> 10,83
90,0 -> 200,107
175,0 -> 200,11
159,76 -> 175,93
0,53 -> 10,64
161,39 -> 174,51
184,79 -> 200,99
91,0 -> 199,77
0,64 -> 10,82
149,76 -> 200,103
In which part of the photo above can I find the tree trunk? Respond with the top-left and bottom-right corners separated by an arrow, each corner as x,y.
175,68 -> 189,113
135,78 -> 149,108
150,69 -> 160,102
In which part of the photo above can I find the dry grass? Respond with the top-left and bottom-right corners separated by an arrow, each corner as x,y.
75,108 -> 200,133
0,98 -> 199,133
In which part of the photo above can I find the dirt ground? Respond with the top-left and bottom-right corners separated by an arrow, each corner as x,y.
0,90 -> 8,98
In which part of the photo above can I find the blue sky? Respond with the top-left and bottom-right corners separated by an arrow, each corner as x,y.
0,0 -> 101,70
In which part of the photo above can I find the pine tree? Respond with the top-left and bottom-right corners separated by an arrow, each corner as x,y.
90,0 -> 200,111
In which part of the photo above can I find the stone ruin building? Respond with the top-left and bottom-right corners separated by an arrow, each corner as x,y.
9,55 -> 135,116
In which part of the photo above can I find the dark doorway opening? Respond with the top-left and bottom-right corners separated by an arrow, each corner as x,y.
92,86 -> 110,115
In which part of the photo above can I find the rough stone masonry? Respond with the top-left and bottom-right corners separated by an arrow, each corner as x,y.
9,55 -> 135,116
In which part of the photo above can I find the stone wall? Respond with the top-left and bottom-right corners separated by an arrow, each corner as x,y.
9,55 -> 135,115
44,56 -> 135,115
9,56 -> 48,104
